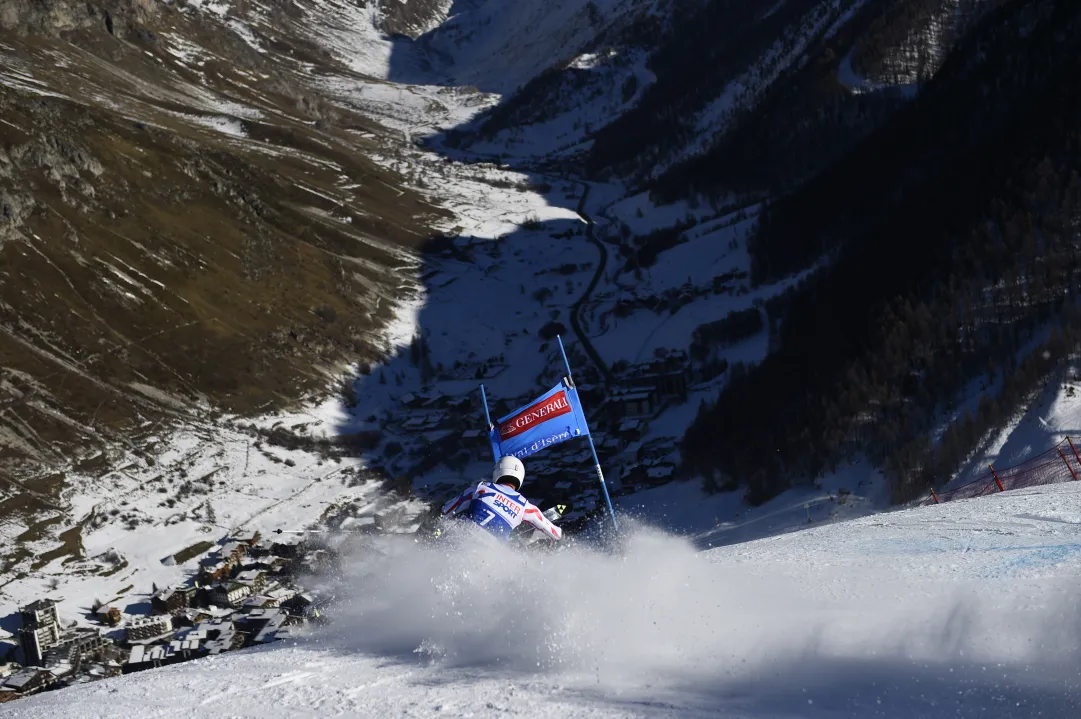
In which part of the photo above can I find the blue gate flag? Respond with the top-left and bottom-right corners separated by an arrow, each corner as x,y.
489,379 -> 589,460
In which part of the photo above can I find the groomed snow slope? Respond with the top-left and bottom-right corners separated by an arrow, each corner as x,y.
17,483 -> 1081,718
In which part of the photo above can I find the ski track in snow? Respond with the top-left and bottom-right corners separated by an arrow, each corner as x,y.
17,484 -> 1081,718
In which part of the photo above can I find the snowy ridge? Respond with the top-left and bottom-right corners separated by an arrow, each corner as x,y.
952,366 -> 1081,487
413,0 -> 657,93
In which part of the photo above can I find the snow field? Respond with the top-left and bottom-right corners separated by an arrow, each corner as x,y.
0,415 -> 426,635
17,483 -> 1081,717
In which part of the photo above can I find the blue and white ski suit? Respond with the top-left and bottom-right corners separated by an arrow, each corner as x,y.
441,481 -> 562,540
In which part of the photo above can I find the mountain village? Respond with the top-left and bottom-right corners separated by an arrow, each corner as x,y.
0,530 -> 331,703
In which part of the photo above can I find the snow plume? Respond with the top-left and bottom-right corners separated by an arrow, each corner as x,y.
314,522 -> 1081,707
322,524 -> 748,676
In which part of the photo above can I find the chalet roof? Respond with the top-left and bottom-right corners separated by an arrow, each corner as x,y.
152,586 -> 176,600
21,599 -> 57,613
176,608 -> 212,624
422,430 -> 453,444
129,615 -> 170,628
205,634 -> 235,655
618,419 -> 643,431
242,594 -> 279,609
3,669 -> 43,690
251,612 -> 288,644
218,582 -> 251,594
176,626 -> 210,642
127,645 -> 145,664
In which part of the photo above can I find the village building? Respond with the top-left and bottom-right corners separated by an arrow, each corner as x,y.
43,662 -> 74,686
460,428 -> 489,460
636,437 -> 678,463
398,391 -> 429,409
237,609 -> 291,645
95,606 -> 122,626
210,582 -> 252,608
600,436 -> 624,455
240,554 -> 290,575
173,608 -> 214,627
87,661 -> 122,679
204,625 -> 244,655
1,667 -> 54,697
198,557 -> 232,583
628,351 -> 691,397
174,624 -> 211,645
270,535 -> 305,558
421,429 -> 456,454
221,541 -> 248,563
123,644 -> 168,673
126,615 -> 173,643
42,628 -> 109,669
616,418 -> 649,442
165,638 -> 201,662
232,529 -> 261,546
282,593 -> 314,616
18,599 -> 61,666
646,465 -> 676,485
151,585 -> 197,615
608,387 -> 658,421
242,594 -> 281,610
299,549 -> 333,573
235,569 -> 268,592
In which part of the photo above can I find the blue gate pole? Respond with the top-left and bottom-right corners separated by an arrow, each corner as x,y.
479,384 -> 500,462
556,336 -> 619,532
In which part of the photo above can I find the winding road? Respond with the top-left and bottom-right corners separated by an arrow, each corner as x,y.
569,184 -> 614,384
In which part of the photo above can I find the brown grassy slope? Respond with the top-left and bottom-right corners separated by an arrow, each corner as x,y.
0,17 -> 445,481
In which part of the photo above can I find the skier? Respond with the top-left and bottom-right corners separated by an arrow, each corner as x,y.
441,456 -> 563,541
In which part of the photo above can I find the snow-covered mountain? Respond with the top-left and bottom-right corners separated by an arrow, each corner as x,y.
3,0 -> 1081,709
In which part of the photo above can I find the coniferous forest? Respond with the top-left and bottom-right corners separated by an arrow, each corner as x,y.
675,0 -> 1081,503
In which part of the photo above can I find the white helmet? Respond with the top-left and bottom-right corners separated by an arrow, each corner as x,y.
493,456 -> 525,490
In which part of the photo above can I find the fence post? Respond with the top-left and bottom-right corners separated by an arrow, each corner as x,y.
930,487 -> 940,504
1059,447 -> 1080,482
989,463 -> 1004,493
1068,437 -> 1081,470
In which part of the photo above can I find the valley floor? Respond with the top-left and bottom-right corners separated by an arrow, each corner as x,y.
15,482 -> 1081,717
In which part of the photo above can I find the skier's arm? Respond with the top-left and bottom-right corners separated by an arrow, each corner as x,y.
441,485 -> 477,516
522,503 -> 562,540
